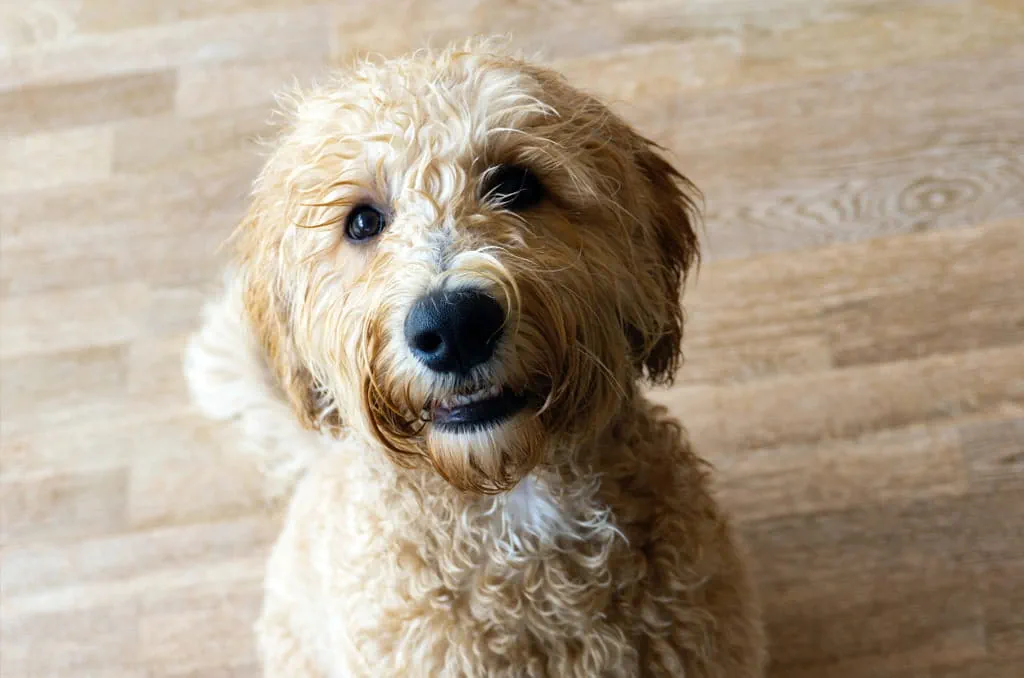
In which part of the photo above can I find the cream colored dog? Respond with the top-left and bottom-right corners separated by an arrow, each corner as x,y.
185,39 -> 765,677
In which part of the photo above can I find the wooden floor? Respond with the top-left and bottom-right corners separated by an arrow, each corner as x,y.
2,1 -> 1023,676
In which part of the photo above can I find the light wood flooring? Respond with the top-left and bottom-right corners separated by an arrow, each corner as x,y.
2,1 -> 1023,676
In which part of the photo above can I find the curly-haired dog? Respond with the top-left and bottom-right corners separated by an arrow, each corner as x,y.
185,40 -> 766,677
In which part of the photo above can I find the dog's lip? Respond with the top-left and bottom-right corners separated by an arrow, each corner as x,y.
431,385 -> 529,431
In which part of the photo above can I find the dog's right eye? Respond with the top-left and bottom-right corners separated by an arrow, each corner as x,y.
482,165 -> 545,211
344,206 -> 386,242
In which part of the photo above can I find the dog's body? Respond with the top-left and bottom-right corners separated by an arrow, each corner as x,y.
185,40 -> 765,677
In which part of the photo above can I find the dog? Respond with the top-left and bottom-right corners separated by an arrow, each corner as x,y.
184,39 -> 766,677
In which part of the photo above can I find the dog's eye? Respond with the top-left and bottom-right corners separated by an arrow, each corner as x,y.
344,205 -> 386,242
482,165 -> 545,211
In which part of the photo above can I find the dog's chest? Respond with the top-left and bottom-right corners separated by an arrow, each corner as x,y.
301,467 -> 639,674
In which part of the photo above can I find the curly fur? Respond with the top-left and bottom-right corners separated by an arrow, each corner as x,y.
185,38 -> 766,677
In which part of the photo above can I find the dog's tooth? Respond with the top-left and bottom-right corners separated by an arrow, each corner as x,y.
439,384 -> 506,410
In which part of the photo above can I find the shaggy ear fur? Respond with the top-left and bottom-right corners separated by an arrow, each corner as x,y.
522,63 -> 700,386
634,140 -> 701,385
235,207 -> 341,434
243,280 -> 323,431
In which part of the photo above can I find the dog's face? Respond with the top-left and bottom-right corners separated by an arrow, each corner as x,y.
236,43 -> 698,493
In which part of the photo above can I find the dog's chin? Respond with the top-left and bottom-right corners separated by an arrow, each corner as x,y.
424,397 -> 547,494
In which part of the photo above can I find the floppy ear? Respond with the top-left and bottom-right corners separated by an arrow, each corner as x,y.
632,139 -> 701,385
235,205 -> 342,434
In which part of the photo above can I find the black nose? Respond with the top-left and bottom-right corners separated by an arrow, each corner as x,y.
404,288 -> 505,374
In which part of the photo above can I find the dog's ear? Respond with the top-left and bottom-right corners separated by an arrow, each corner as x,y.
632,140 -> 701,385
235,207 -> 341,434
525,66 -> 700,384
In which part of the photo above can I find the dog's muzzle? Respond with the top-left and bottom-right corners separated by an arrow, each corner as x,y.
404,287 -> 530,430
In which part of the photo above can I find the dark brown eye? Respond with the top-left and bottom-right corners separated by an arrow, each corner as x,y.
482,165 -> 545,211
344,205 -> 385,241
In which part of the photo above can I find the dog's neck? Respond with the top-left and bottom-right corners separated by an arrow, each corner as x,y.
319,391 -> 673,563
378,392 -> 654,555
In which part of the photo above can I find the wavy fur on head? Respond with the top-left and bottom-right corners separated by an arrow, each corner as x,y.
185,38 -> 765,677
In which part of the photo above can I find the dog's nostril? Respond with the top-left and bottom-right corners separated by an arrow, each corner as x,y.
404,288 -> 504,374
413,330 -> 443,354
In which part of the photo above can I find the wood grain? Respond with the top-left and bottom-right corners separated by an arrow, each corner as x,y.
0,126 -> 114,192
1,1 -> 1022,676
0,71 -> 177,135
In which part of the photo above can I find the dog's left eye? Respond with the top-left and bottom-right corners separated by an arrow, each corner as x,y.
482,165 -> 545,211
344,205 -> 386,242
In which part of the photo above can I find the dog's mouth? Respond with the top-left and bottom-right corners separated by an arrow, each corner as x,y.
430,384 -> 529,432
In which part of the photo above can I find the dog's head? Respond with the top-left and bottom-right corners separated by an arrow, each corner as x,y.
235,41 -> 699,493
